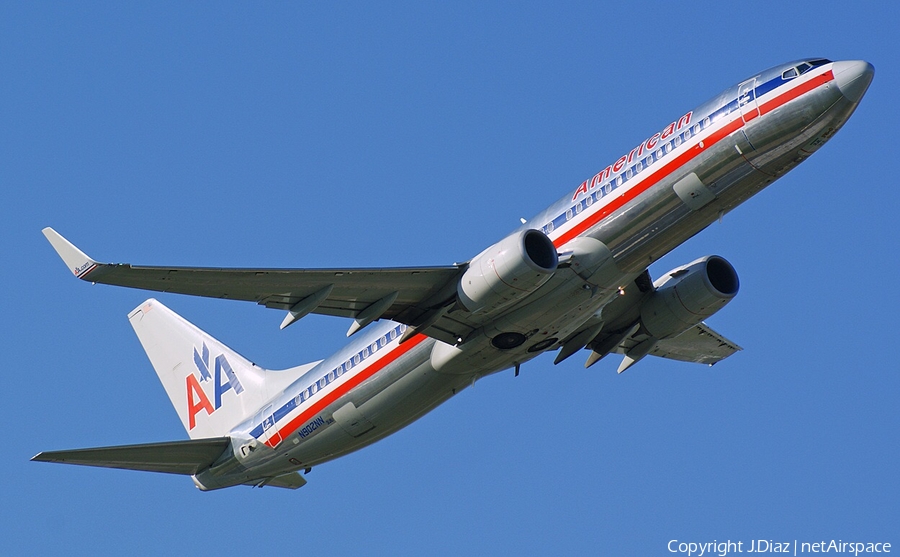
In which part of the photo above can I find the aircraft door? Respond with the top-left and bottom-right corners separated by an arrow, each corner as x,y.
260,404 -> 283,446
738,78 -> 760,123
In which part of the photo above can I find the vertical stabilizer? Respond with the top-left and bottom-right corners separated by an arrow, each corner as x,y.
128,299 -> 319,439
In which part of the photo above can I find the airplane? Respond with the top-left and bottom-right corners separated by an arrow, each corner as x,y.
33,58 -> 874,490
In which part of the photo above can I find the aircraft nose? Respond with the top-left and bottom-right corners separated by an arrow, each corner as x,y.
832,60 -> 874,103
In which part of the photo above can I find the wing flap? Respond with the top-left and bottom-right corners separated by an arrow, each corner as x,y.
31,437 -> 231,475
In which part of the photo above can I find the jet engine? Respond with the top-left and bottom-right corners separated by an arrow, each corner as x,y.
457,229 -> 558,314
640,255 -> 739,339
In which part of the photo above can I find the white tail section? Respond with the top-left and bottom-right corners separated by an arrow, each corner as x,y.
128,299 -> 321,439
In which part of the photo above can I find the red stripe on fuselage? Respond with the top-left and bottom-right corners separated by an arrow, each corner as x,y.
760,70 -> 833,115
552,69 -> 835,249
264,333 -> 429,448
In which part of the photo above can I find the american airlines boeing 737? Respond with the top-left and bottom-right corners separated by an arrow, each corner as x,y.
34,58 -> 873,490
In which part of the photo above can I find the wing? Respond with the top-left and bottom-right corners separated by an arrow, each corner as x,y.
565,319 -> 741,370
557,270 -> 741,370
648,322 -> 742,365
43,228 -> 468,343
31,437 -> 231,475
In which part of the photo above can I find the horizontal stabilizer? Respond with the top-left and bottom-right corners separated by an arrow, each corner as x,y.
32,437 -> 231,475
247,472 -> 308,490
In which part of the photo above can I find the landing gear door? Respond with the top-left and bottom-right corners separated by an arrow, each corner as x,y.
738,78 -> 760,123
333,401 -> 375,438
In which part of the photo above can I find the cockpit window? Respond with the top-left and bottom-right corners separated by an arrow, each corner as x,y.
782,58 -> 829,80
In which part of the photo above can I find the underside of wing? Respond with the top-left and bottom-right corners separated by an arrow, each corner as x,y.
569,269 -> 741,371
648,322 -> 742,365
89,263 -> 461,319
43,227 -> 468,343
607,321 -> 741,368
31,437 -> 231,475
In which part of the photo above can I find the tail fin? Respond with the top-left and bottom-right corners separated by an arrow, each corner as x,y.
128,299 -> 319,439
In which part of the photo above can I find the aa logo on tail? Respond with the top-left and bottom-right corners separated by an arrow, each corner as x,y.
186,342 -> 244,429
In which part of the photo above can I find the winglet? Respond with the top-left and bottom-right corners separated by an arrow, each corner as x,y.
42,227 -> 99,280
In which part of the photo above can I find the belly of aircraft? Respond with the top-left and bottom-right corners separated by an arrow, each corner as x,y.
260,358 -> 473,471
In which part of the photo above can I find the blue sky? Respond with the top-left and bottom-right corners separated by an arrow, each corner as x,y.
2,2 -> 897,555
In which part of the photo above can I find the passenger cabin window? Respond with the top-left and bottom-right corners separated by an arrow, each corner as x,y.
782,68 -> 798,80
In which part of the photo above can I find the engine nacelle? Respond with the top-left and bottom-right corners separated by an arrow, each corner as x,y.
458,229 -> 558,314
640,255 -> 739,339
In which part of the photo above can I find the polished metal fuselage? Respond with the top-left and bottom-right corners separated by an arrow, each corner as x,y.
199,60 -> 867,488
